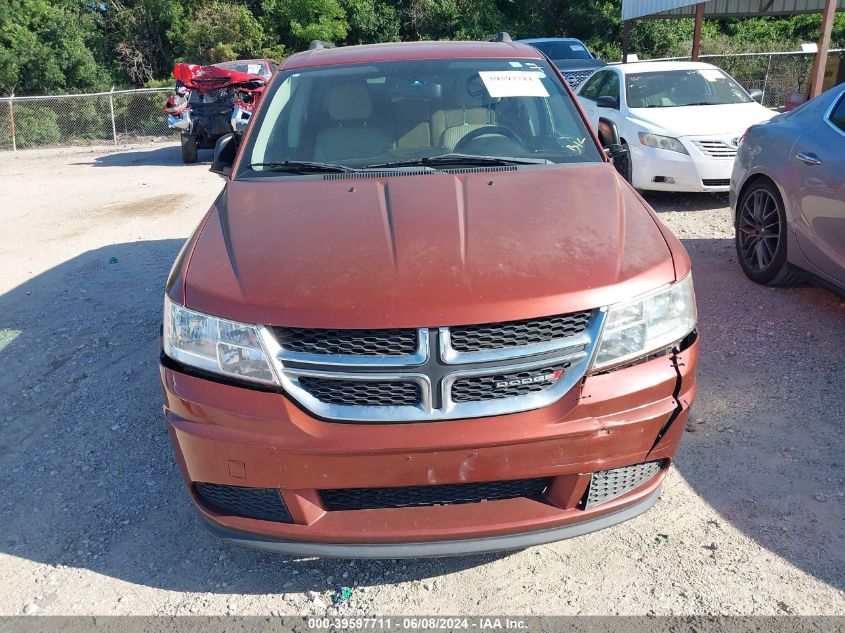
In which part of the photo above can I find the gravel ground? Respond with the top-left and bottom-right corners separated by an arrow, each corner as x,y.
0,143 -> 843,617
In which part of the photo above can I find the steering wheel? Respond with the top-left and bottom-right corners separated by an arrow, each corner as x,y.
452,125 -> 526,153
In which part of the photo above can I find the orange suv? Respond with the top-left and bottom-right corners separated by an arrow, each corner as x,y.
160,40 -> 698,557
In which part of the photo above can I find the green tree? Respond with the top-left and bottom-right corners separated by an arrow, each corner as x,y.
101,0 -> 186,85
0,0 -> 109,95
341,0 -> 400,44
261,0 -> 348,49
180,1 -> 268,64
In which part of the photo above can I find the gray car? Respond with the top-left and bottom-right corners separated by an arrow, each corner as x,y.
518,38 -> 606,90
730,84 -> 845,294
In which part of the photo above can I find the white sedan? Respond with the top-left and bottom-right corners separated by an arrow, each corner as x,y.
576,61 -> 775,192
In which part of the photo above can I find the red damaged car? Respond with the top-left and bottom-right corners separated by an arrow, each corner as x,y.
163,59 -> 276,163
160,41 -> 698,557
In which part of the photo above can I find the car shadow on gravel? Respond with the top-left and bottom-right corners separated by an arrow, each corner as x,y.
0,239 -> 508,596
81,145 -> 212,168
674,237 -> 844,592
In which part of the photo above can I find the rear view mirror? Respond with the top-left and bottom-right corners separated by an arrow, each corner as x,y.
393,81 -> 442,100
210,133 -> 237,177
597,95 -> 619,109
748,88 -> 763,103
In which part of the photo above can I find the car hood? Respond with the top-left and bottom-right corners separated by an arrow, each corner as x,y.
183,163 -> 679,328
555,59 -> 606,72
630,102 -> 775,137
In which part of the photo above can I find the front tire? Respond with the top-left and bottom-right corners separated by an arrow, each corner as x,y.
181,133 -> 198,164
619,141 -> 632,183
735,180 -> 801,286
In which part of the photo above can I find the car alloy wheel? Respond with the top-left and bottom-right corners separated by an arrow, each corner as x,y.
735,181 -> 801,286
737,187 -> 780,272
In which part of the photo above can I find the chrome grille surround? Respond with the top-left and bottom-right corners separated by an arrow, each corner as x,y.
258,311 -> 604,423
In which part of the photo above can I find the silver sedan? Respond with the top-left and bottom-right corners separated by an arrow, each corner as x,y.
730,84 -> 845,294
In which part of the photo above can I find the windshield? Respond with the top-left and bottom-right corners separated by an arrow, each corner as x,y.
238,57 -> 602,176
214,60 -> 272,79
530,41 -> 593,61
626,68 -> 752,108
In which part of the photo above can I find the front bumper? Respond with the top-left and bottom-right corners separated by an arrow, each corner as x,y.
161,340 -> 697,557
630,143 -> 733,192
202,488 -> 661,557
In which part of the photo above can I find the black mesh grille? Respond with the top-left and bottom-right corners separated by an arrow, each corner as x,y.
195,483 -> 292,522
274,327 -> 417,356
563,70 -> 594,89
702,179 -> 730,187
449,312 -> 591,352
298,377 -> 421,406
322,478 -> 551,510
585,461 -> 662,508
451,363 -> 570,403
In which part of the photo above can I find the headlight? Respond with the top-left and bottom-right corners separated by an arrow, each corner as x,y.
592,274 -> 696,370
638,132 -> 688,155
163,296 -> 278,384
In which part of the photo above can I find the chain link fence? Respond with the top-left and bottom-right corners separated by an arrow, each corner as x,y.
1,49 -> 844,150
641,49 -> 845,109
0,87 -> 176,151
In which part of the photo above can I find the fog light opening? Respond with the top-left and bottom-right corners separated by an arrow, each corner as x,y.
653,176 -> 675,184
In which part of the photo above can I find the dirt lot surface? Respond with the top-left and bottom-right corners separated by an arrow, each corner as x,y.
1,144 -> 843,617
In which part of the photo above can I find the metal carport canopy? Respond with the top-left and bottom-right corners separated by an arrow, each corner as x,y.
622,0 -> 845,20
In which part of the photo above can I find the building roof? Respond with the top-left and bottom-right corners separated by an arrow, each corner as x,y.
623,0 -> 845,20
283,41 -> 543,70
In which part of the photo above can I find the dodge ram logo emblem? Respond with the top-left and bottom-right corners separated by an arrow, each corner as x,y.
495,369 -> 563,389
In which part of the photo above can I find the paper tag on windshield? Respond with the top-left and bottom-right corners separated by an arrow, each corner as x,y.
570,44 -> 586,51
478,71 -> 549,98
247,63 -> 261,75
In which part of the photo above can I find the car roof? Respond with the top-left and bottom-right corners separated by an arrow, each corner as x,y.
283,41 -> 543,70
613,61 -> 719,74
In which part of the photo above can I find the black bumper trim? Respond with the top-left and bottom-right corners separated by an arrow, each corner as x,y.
198,487 -> 661,559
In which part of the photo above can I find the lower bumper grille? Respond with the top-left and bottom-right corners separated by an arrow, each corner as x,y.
322,477 -> 552,511
584,461 -> 662,508
451,363 -> 570,403
195,482 -> 292,522
297,377 -> 421,406
702,178 -> 730,187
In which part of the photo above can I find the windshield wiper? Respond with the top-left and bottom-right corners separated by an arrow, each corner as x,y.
247,160 -> 358,173
682,102 -> 719,106
367,153 -> 551,169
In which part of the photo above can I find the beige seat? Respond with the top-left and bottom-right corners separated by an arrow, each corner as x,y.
314,83 -> 393,162
392,99 -> 433,149
433,76 -> 497,151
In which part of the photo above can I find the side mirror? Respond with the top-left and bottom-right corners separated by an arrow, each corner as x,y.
598,117 -> 628,176
210,133 -> 237,177
597,95 -> 619,109
748,89 -> 763,103
598,117 -> 620,146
